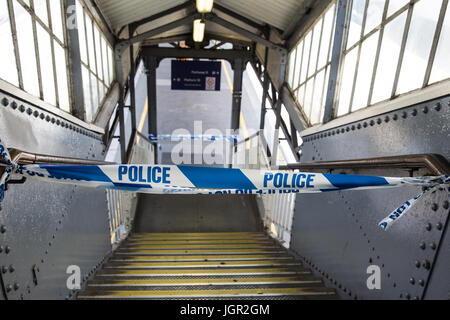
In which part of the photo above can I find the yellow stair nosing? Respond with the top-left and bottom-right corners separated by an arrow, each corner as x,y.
126,239 -> 273,244
104,261 -> 301,269
130,233 -> 268,236
96,268 -> 311,277
87,277 -> 321,287
115,249 -> 285,254
109,255 -> 293,262
121,245 -> 278,249
128,235 -> 269,239
78,287 -> 336,299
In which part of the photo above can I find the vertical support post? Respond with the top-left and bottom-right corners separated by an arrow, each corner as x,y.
144,56 -> 158,137
128,25 -> 137,136
114,41 -> 127,163
259,47 -> 270,130
290,120 -> 298,150
229,48 -> 245,169
66,0 -> 85,120
322,0 -> 349,123
230,56 -> 245,130
270,48 -> 288,168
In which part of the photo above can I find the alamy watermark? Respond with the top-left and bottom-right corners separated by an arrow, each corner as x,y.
66,265 -> 81,290
66,5 -> 78,30
158,121 -> 269,167
366,265 -> 381,290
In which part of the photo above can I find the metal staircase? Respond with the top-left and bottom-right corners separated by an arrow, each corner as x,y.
77,232 -> 339,300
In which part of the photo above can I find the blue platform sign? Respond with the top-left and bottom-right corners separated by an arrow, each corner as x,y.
171,60 -> 221,91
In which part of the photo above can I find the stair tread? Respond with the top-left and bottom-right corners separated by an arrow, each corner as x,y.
103,260 -> 302,269
114,249 -> 286,254
78,287 -> 338,299
109,254 -> 293,262
121,244 -> 279,249
96,267 -> 312,276
132,232 -> 266,237
78,232 -> 339,300
125,240 -> 274,244
87,276 -> 322,287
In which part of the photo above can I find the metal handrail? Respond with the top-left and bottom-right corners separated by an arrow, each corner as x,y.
5,146 -> 449,177
7,149 -> 113,166
235,131 -> 260,146
279,154 -> 450,176
0,149 -> 113,187
2,129 -> 157,169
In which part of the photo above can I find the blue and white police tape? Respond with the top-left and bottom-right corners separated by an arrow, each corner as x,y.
377,177 -> 449,230
0,138 -> 14,202
148,134 -> 239,142
0,139 -> 448,230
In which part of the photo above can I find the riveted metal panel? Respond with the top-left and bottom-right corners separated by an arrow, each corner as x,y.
423,211 -> 450,300
0,91 -> 112,299
290,95 -> 450,300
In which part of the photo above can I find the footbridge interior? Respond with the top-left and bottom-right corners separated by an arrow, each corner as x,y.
0,0 -> 449,302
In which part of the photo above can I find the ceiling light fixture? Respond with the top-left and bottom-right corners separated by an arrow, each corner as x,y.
196,0 -> 214,13
193,19 -> 205,42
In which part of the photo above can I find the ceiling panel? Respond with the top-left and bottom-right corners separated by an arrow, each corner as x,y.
96,0 -> 187,29
96,0 -> 315,32
215,0 -> 311,31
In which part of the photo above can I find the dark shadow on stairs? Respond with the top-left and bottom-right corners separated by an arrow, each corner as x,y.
133,194 -> 263,233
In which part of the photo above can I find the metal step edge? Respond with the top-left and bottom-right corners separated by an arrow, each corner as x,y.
102,262 -> 303,269
115,248 -> 286,255
86,280 -> 323,288
119,246 -> 280,250
95,270 -> 312,277
108,256 -> 294,262
77,290 -> 337,299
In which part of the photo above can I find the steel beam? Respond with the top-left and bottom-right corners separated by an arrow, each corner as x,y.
206,14 -> 286,53
94,82 -> 120,130
213,3 -> 265,32
117,91 -> 126,164
132,1 -> 194,29
259,47 -> 270,130
280,85 -> 308,132
84,0 -> 115,44
141,47 -> 252,64
136,33 -> 252,49
115,13 -> 201,56
279,116 -> 300,162
205,33 -> 253,48
286,0 -> 333,50
66,0 -> 85,120
231,55 -> 246,130
290,120 -> 299,150
250,54 -> 307,159
141,33 -> 192,46
270,59 -> 287,167
144,56 -> 159,138
128,27 -> 137,136
113,39 -> 126,162
322,0 -> 348,123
